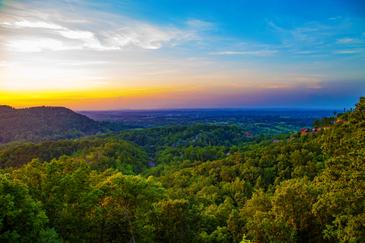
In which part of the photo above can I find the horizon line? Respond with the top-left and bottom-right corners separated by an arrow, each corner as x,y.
0,104 -> 348,112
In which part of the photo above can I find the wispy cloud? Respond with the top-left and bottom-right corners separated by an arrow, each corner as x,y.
210,50 -> 278,56
335,49 -> 364,55
104,24 -> 195,50
63,61 -> 111,66
267,19 -> 365,58
1,20 -> 65,30
5,38 -> 74,52
337,37 -> 361,44
337,38 -> 354,44
0,2 -> 201,52
186,19 -> 214,30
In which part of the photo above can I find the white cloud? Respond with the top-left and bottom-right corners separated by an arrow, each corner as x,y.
104,24 -> 195,50
57,29 -> 110,50
6,38 -> 74,52
335,49 -> 362,55
58,30 -> 94,39
336,38 -> 362,44
64,61 -> 111,66
1,20 -> 65,30
292,50 -> 319,55
0,61 -> 12,67
211,50 -> 278,56
0,4 -> 199,52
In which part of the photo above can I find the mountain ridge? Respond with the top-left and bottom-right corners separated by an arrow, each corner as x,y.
0,105 -> 104,143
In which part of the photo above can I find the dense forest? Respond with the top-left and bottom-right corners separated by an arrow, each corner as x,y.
0,98 -> 364,242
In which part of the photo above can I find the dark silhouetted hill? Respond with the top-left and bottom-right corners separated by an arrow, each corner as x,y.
0,106 -> 104,143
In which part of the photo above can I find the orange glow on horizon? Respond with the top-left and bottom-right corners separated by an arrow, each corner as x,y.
0,85 -> 210,110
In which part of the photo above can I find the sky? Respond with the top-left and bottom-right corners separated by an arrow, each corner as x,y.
0,0 -> 365,110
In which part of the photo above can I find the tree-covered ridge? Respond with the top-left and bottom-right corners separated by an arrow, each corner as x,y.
0,98 -> 364,242
117,124 -> 254,157
119,124 -> 250,147
0,138 -> 148,174
0,106 -> 104,143
0,124 -> 253,170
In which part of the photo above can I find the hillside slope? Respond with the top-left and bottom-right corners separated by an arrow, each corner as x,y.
149,97 -> 365,242
0,106 -> 104,143
0,98 -> 363,242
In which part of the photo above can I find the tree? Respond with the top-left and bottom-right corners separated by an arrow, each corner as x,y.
271,178 -> 322,242
152,199 -> 196,242
0,173 -> 59,242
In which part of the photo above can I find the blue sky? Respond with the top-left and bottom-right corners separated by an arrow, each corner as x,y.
0,0 -> 364,109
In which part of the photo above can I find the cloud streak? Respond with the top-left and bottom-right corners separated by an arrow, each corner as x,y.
336,38 -> 361,44
268,19 -> 365,57
1,20 -> 65,30
211,50 -> 278,56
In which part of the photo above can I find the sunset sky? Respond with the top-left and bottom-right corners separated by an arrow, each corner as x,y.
1,0 -> 365,110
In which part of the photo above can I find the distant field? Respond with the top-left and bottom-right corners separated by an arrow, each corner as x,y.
80,109 -> 336,129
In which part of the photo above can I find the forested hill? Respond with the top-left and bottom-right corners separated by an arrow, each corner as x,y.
0,98 -> 364,242
0,106 -> 104,143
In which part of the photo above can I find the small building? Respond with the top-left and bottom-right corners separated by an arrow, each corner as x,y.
312,127 -> 322,133
300,128 -> 310,136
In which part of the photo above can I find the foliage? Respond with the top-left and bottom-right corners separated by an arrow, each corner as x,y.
0,138 -> 148,174
0,97 -> 364,242
0,173 -> 60,242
